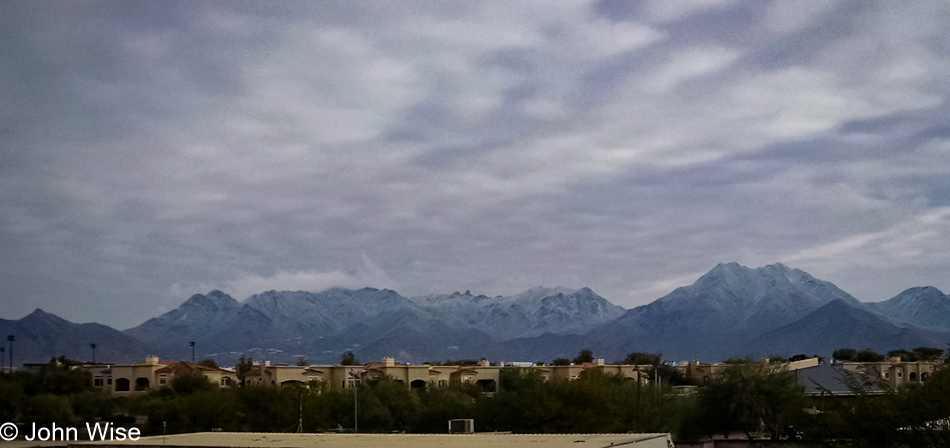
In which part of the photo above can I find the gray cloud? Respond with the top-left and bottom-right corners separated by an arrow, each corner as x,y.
1,0 -> 948,328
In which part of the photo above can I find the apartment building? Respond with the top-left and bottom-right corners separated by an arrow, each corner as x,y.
839,356 -> 937,389
79,356 -> 234,395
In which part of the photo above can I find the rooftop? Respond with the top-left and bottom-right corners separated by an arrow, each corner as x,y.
69,432 -> 674,448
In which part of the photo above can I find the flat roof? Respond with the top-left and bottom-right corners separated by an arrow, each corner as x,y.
69,432 -> 674,448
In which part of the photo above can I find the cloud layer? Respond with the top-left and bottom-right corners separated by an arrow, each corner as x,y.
1,1 -> 948,328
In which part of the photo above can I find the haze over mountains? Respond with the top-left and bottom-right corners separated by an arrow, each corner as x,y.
3,263 -> 949,367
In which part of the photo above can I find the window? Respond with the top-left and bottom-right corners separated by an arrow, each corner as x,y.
221,377 -> 230,386
897,370 -> 903,378
438,379 -> 448,387
94,377 -> 103,387
107,377 -> 112,385
883,372 -> 890,379
159,374 -> 167,385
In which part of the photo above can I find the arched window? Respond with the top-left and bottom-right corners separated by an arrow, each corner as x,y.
909,372 -> 918,382
115,378 -> 131,391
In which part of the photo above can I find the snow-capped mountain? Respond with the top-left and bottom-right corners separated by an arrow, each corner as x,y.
243,287 -> 421,337
409,286 -> 625,340
583,262 -> 897,361
7,262 -> 950,366
867,286 -> 950,332
125,290 -> 243,345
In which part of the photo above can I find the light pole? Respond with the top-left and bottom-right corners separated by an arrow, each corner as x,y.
0,347 -> 5,373
349,370 -> 361,433
189,342 -> 196,364
91,343 -> 97,363
6,335 -> 13,371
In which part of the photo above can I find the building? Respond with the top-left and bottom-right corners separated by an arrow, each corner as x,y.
69,431 -> 676,448
839,356 -> 937,389
238,357 -> 659,394
78,356 -> 234,395
680,357 -> 820,384
794,362 -> 887,396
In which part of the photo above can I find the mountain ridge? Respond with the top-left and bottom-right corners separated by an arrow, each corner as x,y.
5,263 -> 949,366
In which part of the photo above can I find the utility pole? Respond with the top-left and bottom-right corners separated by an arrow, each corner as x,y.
636,367 -> 641,432
297,389 -> 304,433
350,370 -> 360,433
91,343 -> 97,363
7,335 -> 13,371
0,347 -> 5,373
189,342 -> 196,364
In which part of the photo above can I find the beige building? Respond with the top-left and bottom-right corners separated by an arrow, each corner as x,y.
680,357 -> 820,384
80,356 -> 234,395
239,357 -> 662,394
840,357 -> 937,389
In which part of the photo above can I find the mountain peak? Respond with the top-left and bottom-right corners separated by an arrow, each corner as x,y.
870,286 -> 950,332
900,286 -> 945,297
21,308 -> 70,326
181,291 -> 240,312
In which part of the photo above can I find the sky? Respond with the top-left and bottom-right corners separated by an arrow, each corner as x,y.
1,0 -> 949,329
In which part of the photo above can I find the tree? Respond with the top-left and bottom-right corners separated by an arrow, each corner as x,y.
552,358 -> 570,366
695,361 -> 805,440
170,374 -> 217,395
198,359 -> 218,369
572,349 -> 594,364
236,356 -> 254,387
855,349 -> 884,362
296,357 -> 309,366
888,349 -> 916,362
833,348 -> 858,361
623,352 -> 660,365
912,346 -> 944,361
340,351 -> 359,366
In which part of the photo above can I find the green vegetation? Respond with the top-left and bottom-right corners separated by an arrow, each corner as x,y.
1,351 -> 948,447
340,351 -> 359,366
0,357 -> 115,426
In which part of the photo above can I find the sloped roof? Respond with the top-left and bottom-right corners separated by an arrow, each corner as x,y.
796,363 -> 887,396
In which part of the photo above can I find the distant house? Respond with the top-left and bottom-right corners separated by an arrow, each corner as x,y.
680,357 -> 821,384
839,356 -> 937,389
794,363 -> 887,396
237,357 -> 659,394
78,356 -> 233,394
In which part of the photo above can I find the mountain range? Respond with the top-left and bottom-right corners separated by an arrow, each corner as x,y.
2,262 -> 948,367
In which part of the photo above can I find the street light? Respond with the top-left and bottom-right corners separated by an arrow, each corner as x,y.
91,343 -> 97,363
189,342 -> 196,364
0,347 -> 5,373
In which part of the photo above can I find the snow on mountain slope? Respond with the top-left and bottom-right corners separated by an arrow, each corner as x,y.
409,286 -> 625,340
867,286 -> 950,332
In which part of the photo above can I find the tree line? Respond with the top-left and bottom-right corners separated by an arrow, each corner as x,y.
1,350 -> 949,447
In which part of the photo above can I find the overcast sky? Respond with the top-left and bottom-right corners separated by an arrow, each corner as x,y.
2,0 -> 949,329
